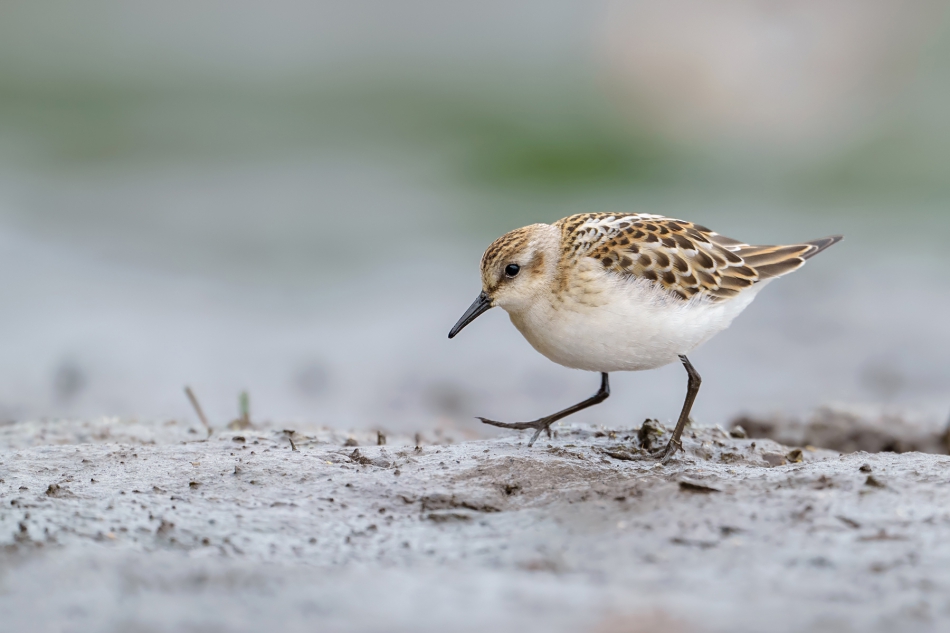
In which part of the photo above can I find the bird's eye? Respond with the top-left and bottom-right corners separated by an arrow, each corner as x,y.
505,263 -> 520,278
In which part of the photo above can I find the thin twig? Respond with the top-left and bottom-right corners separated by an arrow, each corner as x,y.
284,429 -> 298,452
184,386 -> 212,438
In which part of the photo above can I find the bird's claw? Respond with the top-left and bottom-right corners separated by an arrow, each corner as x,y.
476,417 -> 554,447
654,438 -> 682,463
626,438 -> 682,463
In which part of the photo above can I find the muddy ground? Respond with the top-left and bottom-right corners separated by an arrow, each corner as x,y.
2,415 -> 950,633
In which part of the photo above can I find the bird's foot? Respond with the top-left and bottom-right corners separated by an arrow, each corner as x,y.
623,438 -> 682,464
477,416 -> 554,447
651,438 -> 682,464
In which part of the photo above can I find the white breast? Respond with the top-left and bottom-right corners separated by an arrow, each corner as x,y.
506,262 -> 767,373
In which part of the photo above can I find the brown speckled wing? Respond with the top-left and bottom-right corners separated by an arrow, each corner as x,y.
556,213 -> 841,302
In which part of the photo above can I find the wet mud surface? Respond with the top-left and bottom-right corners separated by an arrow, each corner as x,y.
733,405 -> 950,455
2,417 -> 950,632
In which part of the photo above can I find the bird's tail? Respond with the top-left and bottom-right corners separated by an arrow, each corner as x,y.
733,235 -> 843,281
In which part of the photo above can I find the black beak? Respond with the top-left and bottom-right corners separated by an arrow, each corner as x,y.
448,291 -> 493,339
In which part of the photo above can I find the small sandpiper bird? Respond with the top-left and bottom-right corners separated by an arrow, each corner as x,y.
449,213 -> 841,459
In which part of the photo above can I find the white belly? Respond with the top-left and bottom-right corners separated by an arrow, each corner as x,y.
507,272 -> 766,373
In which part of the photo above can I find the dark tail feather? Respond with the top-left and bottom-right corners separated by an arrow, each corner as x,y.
802,235 -> 843,260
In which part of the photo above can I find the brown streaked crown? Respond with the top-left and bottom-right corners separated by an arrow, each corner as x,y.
479,225 -> 538,291
555,213 -> 841,302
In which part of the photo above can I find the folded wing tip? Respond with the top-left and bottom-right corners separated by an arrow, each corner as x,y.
803,235 -> 844,260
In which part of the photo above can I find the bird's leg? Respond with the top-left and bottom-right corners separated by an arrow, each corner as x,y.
650,355 -> 701,461
479,373 -> 610,447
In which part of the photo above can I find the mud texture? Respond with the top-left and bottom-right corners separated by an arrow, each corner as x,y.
3,417 -> 950,632
733,405 -> 950,455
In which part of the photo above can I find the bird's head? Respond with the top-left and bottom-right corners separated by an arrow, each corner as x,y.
448,223 -> 558,338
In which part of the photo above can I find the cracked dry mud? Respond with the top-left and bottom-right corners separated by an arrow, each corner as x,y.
2,418 -> 950,632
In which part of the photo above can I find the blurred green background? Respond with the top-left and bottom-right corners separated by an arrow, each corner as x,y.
0,1 -> 948,431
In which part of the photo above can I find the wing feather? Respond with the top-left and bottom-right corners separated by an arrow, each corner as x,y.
555,213 -> 842,303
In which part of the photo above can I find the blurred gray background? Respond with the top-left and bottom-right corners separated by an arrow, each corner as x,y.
0,0 -> 948,434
